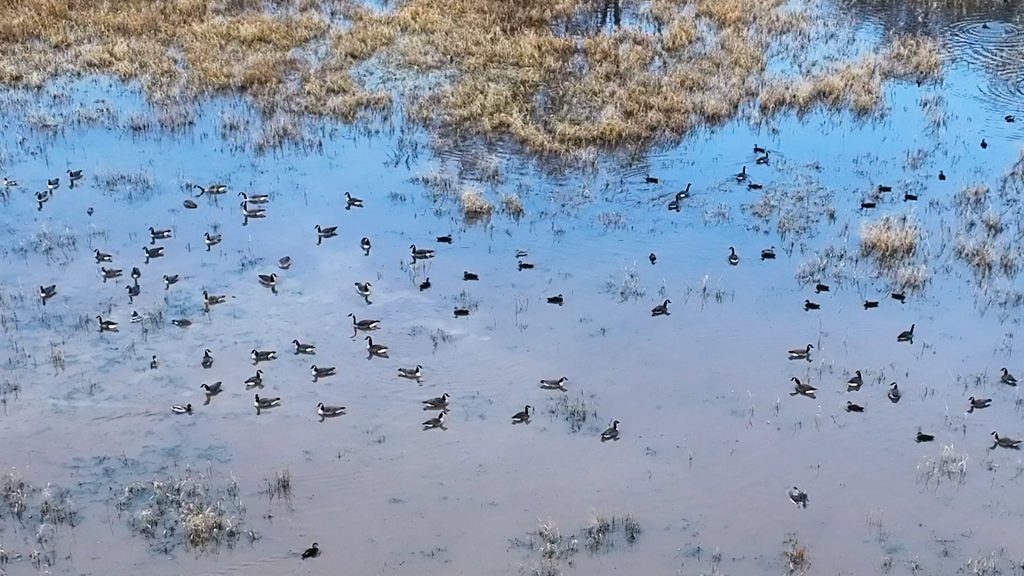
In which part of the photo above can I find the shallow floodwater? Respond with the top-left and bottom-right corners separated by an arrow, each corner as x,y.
2,4 -> 1024,576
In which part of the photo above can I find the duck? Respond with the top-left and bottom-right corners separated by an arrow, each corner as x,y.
453,307 -> 471,317
600,420 -> 620,442
251,349 -> 277,363
204,232 -> 222,251
747,182 -> 763,190
991,431 -> 1022,449
131,311 -> 143,324
149,227 -> 172,241
540,376 -> 568,391
667,198 -> 681,212
354,282 -> 372,299
436,234 -> 453,244
183,199 -> 198,209
1006,115 -> 1016,123
790,377 -> 817,398
315,224 -> 338,241
344,191 -> 363,209
728,247 -> 739,266
847,370 -> 863,392
814,282 -> 830,294
845,401 -> 865,413
463,271 -> 479,281
1000,367 -> 1017,386
904,193 -> 918,202
311,365 -> 336,380
788,486 -> 809,508
511,405 -> 532,424
360,237 -> 371,255
735,166 -> 747,182
171,319 -> 192,328
131,266 -> 142,282
143,246 -> 164,261
87,206 -> 95,216
244,369 -> 264,388
47,177 -> 59,190
753,144 -> 766,154
36,190 -> 51,206
398,365 -> 423,380
651,299 -> 671,316
317,403 -> 346,419
163,274 -> 180,289
981,138 -> 988,149
39,284 -> 57,304
419,277 -> 431,291
365,336 -> 389,357
410,244 -> 436,259
201,349 -> 214,368
897,324 -> 915,342
67,169 -> 82,185
254,394 -> 281,410
515,249 -> 528,258
200,382 -> 222,395
863,300 -> 879,309
292,340 -> 316,354
649,252 -> 657,265
803,299 -> 820,311
915,429 -> 935,443
787,344 -> 813,360
94,248 -> 113,263
348,313 -> 381,331
547,294 -> 564,306
968,396 -> 992,413
861,201 -> 877,209
644,175 -> 659,184
258,273 -> 278,289
96,316 -> 119,332
194,183 -> 228,196
422,411 -> 446,430
238,191 -> 270,204
422,393 -> 450,410
888,382 -> 901,403
240,202 -> 266,218
760,247 -> 776,260
150,355 -> 158,370
278,256 -> 292,270
755,151 -> 770,165
517,260 -> 535,271
891,291 -> 906,303
2,177 -> 16,187
203,290 -> 227,306
877,185 -> 892,193
171,404 -> 192,415
938,170 -> 946,181
126,283 -> 140,302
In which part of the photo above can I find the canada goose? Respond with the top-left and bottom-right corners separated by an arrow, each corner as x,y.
888,382 -> 901,403
968,396 -> 992,413
891,291 -> 906,303
436,234 -> 453,244
202,349 -> 214,368
423,411 -> 445,430
315,225 -> 337,244
344,191 -> 363,209
36,190 -> 51,207
1006,115 -> 1016,123
311,365 -> 336,380
3,177 -> 16,187
96,316 -> 118,332
149,227 -> 172,241
861,201 -> 876,209
240,202 -> 266,218
938,170 -> 946,181
788,486 -> 808,508
365,336 -> 389,357
651,299 -> 671,316
65,169 -> 81,184
150,355 -> 158,370
200,382 -> 222,395
354,282 -> 372,300
601,420 -> 620,442
47,177 -> 59,190
915,429 -> 935,443
515,249 -> 528,258
419,278 -> 431,291
244,369 -> 264,388
735,166 -> 747,182
790,377 -> 817,398
183,199 -> 198,209
143,246 -> 164,262
667,198 -> 681,211
171,319 -> 192,327
463,271 -> 479,281
254,394 -> 281,410
410,244 -> 435,260
981,138 -> 988,149
864,300 -> 879,309
204,232 -> 221,251
755,151 -> 770,165
676,183 -> 692,199
131,311 -> 142,324
348,313 -> 381,331
645,175 -> 659,184
171,404 -> 192,415
517,260 -> 534,271
991,431 -> 1022,449
126,283 -> 140,302
897,324 -> 915,342
847,370 -> 863,392
258,273 -> 277,289
94,249 -> 113,263
753,144 -> 766,154
251,349 -> 277,363
649,252 -> 657,265
728,247 -> 739,266
87,206 -> 95,216
1000,367 -> 1018,387
194,183 -> 227,196
360,237 -> 371,255
877,185 -> 892,193
203,290 -> 227,306
39,284 -> 57,304
293,340 -> 316,355
904,193 -> 918,202
845,401 -> 864,413
163,274 -> 180,289
760,247 -> 776,260
803,299 -> 820,311
422,393 -> 450,409
278,256 -> 292,270
453,307 -> 470,317
814,282 -> 830,293
787,344 -> 813,360
540,376 -> 568,391
398,365 -> 423,380
747,182 -> 763,190
131,267 -> 141,282
317,403 -> 346,419
238,191 -> 269,204
511,405 -> 532,424
547,294 -> 564,306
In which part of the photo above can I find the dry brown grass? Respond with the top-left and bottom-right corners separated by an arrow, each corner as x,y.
861,214 -> 920,268
460,186 -> 494,219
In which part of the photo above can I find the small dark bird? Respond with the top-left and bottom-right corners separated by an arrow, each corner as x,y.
803,299 -> 820,311
150,355 -> 158,370
645,176 -> 659,184
915,429 -> 935,443
94,249 -> 113,263
760,247 -> 776,260
981,138 -> 988,149
891,291 -> 906,303
419,277 -> 431,291
651,299 -> 671,316
453,308 -> 470,317
649,252 -> 656,265
938,170 -> 946,181
131,267 -> 141,282
845,401 -> 864,413
755,151 -> 770,165
202,349 -> 214,369
171,319 -> 192,327
302,542 -> 320,559
1006,115 -> 1016,123
877,185 -> 892,193
747,183 -> 763,190
436,234 -> 453,244
753,144 -> 766,154
814,282 -> 830,293
463,271 -> 479,281
547,294 -> 564,305
183,199 -> 198,209
897,324 -> 915,342
861,201 -> 876,209
864,300 -> 879,309
518,261 -> 534,271
904,193 -> 918,202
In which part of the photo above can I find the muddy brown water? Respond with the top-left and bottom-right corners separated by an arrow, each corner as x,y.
2,7 -> 1024,576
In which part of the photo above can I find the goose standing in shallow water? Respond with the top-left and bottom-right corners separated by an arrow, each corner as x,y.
888,382 -> 901,403
293,340 -> 316,354
540,377 -> 568,391
847,370 -> 863,392
96,316 -> 118,332
788,487 -> 808,508
897,324 -> 915,342
150,355 -> 158,370
511,405 -> 532,424
317,403 -> 345,420
398,365 -> 423,381
423,393 -> 450,410
967,396 -> 991,413
735,166 -> 747,182
651,299 -> 671,316
601,420 -> 620,442
365,336 -> 389,358
422,411 -> 445,430
790,377 -> 817,398
126,283 -> 140,303
991,431 -> 1022,449
1000,368 -> 1017,387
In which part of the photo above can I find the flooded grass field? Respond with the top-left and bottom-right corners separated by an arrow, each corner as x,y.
2,0 -> 1024,575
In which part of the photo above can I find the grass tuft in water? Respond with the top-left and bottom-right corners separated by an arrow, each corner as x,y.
264,469 -> 292,502
916,444 -> 968,489
582,513 -> 641,552
783,535 -> 810,575
546,391 -> 598,433
861,214 -> 920,268
460,186 -> 494,220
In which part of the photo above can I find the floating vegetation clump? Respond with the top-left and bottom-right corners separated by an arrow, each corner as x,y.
547,391 -> 599,433
460,186 -> 494,220
582,513 -> 641,552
